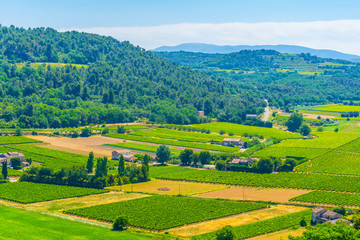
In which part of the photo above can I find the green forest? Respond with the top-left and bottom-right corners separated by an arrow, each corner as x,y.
0,25 -> 264,128
156,51 -> 360,108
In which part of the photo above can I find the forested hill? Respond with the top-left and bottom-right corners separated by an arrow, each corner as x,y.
155,50 -> 360,108
0,25 -> 265,128
155,50 -> 355,72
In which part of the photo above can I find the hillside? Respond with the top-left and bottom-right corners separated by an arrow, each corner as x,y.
155,50 -> 360,108
0,26 -> 265,128
153,43 -> 360,62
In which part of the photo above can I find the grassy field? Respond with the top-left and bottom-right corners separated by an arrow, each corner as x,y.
295,151 -> 360,175
107,179 -> 228,195
0,182 -> 107,203
150,165 -> 360,193
26,192 -> 148,212
192,209 -> 312,240
0,205 -> 158,240
66,195 -> 267,230
290,191 -> 360,207
105,142 -> 183,155
253,146 -> 330,159
106,133 -> 239,152
195,187 -> 311,203
192,122 -> 302,140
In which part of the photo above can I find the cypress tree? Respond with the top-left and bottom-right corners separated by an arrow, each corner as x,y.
118,154 -> 125,176
86,151 -> 94,173
2,161 -> 7,179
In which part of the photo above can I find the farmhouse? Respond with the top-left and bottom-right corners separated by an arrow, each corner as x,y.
312,207 -> 343,224
112,150 -> 133,162
222,138 -> 243,147
0,152 -> 26,165
226,157 -> 258,170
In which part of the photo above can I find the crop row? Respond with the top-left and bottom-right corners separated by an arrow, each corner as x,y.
0,182 -> 107,203
193,209 -> 312,240
290,191 -> 360,207
191,122 -> 302,140
253,146 -> 330,159
66,195 -> 267,230
150,166 -> 360,193
296,150 -> 360,175
129,128 -> 227,143
106,134 -> 239,152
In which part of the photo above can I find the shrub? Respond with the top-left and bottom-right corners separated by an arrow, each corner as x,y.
300,218 -> 307,227
112,216 -> 129,231
216,225 -> 236,240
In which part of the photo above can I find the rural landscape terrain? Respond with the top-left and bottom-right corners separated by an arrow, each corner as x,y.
2,11 -> 360,240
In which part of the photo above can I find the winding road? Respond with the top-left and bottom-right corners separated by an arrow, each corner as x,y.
262,99 -> 270,122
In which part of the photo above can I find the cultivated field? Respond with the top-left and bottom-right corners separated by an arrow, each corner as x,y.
0,182 -> 107,203
106,133 -> 239,152
247,228 -> 305,240
167,205 -> 308,237
0,136 -> 42,145
192,209 -> 312,240
290,191 -> 360,207
195,187 -> 311,202
192,122 -> 302,140
296,151 -> 360,175
107,179 -> 228,196
271,132 -> 360,149
106,142 -> 183,155
314,104 -> 360,112
253,146 -> 330,159
66,195 -> 267,230
0,205 -> 157,240
151,165 -> 360,192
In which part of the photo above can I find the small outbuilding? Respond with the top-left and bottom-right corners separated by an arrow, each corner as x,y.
112,150 -> 133,162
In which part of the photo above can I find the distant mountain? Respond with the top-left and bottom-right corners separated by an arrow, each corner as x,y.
153,43 -> 360,63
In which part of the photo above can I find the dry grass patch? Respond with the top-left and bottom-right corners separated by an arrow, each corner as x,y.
195,187 -> 311,203
27,135 -> 125,157
167,205 -> 307,238
247,227 -> 305,240
25,191 -> 149,212
107,179 -> 228,196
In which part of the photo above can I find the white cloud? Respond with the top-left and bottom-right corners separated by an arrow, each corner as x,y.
62,20 -> 360,55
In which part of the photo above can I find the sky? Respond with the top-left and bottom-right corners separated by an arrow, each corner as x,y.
1,0 -> 360,54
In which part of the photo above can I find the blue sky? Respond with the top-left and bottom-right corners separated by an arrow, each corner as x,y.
1,0 -> 360,28
1,1 -> 360,54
